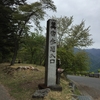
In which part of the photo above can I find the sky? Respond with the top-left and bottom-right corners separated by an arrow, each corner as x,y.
27,0 -> 100,49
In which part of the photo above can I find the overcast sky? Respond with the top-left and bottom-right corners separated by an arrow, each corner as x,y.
27,0 -> 100,49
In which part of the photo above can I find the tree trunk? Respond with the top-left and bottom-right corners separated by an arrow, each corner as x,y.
39,53 -> 45,65
10,40 -> 19,65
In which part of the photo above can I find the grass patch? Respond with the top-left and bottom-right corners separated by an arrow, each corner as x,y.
0,63 -> 72,100
74,86 -> 81,95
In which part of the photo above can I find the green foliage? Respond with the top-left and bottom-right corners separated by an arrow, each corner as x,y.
0,0 -> 26,63
0,0 -> 56,64
74,50 -> 90,73
91,72 -> 94,74
57,47 -> 90,74
57,47 -> 74,73
52,16 -> 73,47
17,33 -> 46,65
53,16 -> 93,74
52,16 -> 93,48
66,21 -> 93,48
16,16 -> 92,72
98,69 -> 100,73
1,0 -> 92,75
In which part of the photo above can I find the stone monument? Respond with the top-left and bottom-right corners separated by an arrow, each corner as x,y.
45,19 -> 57,87
38,19 -> 62,91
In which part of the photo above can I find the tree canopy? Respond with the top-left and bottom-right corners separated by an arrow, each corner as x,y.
53,16 -> 93,74
52,16 -> 93,49
0,1 -> 93,74
0,0 -> 26,62
0,0 -> 56,65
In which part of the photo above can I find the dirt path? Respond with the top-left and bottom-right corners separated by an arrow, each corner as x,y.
0,83 -> 14,100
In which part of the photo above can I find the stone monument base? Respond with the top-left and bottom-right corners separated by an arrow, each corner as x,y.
38,83 -> 62,91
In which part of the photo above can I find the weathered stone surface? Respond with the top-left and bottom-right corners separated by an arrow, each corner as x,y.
32,88 -> 50,98
38,84 -> 62,91
48,85 -> 62,91
45,19 -> 57,87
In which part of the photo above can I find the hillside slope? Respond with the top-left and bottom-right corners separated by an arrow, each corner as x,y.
85,49 -> 100,72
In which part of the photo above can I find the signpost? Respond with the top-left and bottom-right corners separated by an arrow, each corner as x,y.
45,19 -> 57,87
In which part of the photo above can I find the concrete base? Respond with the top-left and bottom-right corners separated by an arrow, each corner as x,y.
38,83 -> 62,91
49,85 -> 62,91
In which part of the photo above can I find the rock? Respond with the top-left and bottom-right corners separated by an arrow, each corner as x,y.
32,88 -> 50,98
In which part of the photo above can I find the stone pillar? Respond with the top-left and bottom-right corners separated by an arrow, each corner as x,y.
45,19 -> 57,87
